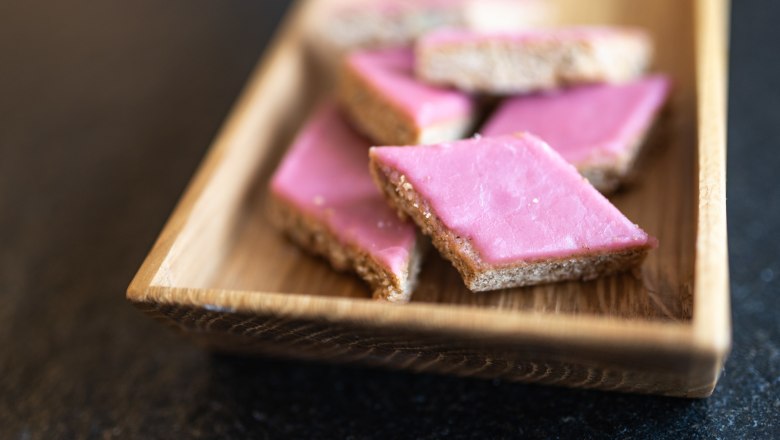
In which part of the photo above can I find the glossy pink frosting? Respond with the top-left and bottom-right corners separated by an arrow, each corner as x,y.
270,102 -> 417,275
371,134 -> 655,265
420,26 -> 645,47
481,75 -> 670,164
346,47 -> 476,126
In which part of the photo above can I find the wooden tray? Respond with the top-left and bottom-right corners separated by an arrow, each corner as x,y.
127,0 -> 730,397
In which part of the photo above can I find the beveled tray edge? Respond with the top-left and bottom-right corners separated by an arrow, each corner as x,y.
691,0 -> 731,371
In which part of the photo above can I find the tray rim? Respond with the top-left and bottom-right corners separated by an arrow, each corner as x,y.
127,0 -> 731,388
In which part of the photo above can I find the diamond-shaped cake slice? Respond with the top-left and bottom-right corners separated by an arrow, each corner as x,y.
339,47 -> 479,146
416,27 -> 651,94
319,0 -> 551,51
269,101 -> 423,302
369,133 -> 656,291
481,75 -> 671,192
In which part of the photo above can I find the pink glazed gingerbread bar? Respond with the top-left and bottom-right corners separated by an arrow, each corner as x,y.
481,75 -> 671,192
269,102 -> 424,302
416,27 -> 651,94
370,133 -> 656,291
339,47 -> 479,146
320,0 -> 550,50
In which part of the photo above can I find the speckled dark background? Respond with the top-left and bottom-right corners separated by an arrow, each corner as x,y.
1,1 -> 778,438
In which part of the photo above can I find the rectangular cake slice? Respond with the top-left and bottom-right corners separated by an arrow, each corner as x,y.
269,101 -> 423,302
339,47 -> 479,146
481,75 -> 671,192
369,133 -> 657,292
318,0 -> 550,51
416,27 -> 652,94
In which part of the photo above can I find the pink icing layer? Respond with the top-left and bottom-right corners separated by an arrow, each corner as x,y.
371,134 -> 656,265
346,47 -> 476,126
270,102 -> 417,275
420,26 -> 646,47
481,75 -> 670,165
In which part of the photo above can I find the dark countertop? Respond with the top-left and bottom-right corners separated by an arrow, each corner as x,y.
1,1 -> 778,438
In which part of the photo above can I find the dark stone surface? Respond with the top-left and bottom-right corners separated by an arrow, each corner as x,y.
0,1 -> 777,438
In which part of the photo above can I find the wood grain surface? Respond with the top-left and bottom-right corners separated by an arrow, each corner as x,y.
138,300 -> 710,396
128,0 -> 730,397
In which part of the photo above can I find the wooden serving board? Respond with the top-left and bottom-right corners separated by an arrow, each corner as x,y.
128,0 -> 730,397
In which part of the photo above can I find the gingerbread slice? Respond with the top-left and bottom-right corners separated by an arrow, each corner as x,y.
481,75 -> 671,192
269,102 -> 423,302
369,133 -> 656,291
339,47 -> 479,146
416,27 -> 651,94
319,0 -> 550,51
